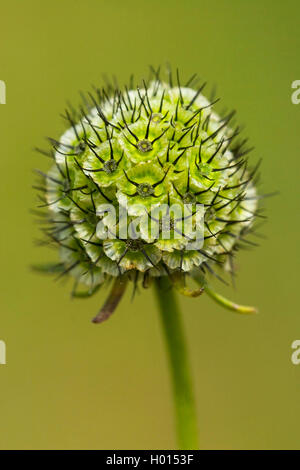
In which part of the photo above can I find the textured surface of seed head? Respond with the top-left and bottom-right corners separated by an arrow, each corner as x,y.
36,69 -> 259,294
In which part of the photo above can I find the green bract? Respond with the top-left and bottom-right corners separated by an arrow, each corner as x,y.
35,69 -> 260,320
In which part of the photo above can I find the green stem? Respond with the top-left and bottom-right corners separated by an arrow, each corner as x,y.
154,276 -> 198,450
204,284 -> 258,314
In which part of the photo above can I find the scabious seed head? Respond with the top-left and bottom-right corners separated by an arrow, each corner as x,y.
35,68 -> 259,303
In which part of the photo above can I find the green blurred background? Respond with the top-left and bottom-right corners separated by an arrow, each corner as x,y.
0,0 -> 299,450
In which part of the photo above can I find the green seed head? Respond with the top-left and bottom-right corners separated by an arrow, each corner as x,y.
35,67 -> 260,315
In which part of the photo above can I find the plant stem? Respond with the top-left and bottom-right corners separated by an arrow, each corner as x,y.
154,276 -> 198,450
204,284 -> 258,314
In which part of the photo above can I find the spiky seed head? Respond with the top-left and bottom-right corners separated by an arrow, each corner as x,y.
35,68 -> 259,302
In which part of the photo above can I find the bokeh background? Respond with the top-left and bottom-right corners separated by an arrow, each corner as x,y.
0,0 -> 299,450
